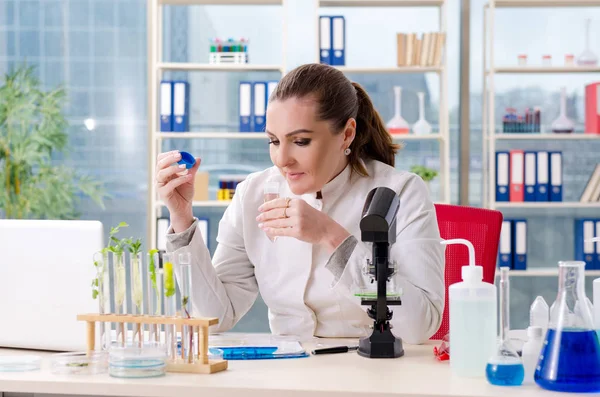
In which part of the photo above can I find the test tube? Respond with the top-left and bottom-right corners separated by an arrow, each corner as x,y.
163,253 -> 177,360
178,252 -> 195,363
129,251 -> 144,344
112,251 -> 127,345
93,251 -> 111,350
146,251 -> 161,342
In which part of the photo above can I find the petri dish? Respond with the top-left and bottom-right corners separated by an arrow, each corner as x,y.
0,355 -> 41,372
51,351 -> 108,375
109,342 -> 167,378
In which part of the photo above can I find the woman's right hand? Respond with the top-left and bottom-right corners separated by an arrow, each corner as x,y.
155,150 -> 201,231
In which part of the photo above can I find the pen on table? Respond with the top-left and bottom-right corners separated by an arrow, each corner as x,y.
311,345 -> 359,355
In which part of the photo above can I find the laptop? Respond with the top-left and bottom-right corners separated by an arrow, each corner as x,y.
0,219 -> 103,351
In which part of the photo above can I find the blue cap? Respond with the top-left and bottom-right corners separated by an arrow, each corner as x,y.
177,151 -> 196,169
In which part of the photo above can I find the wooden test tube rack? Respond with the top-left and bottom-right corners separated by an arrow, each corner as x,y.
77,314 -> 228,374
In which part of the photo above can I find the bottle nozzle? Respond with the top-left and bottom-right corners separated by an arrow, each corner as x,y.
440,238 -> 476,267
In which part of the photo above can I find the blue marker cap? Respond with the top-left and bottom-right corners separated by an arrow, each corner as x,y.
177,151 -> 196,169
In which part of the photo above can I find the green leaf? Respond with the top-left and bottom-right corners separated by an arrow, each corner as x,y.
92,289 -> 98,300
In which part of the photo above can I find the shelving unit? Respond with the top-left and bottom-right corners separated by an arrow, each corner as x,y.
317,0 -> 451,204
481,1 -> 600,284
482,0 -> 600,211
147,0 -> 287,247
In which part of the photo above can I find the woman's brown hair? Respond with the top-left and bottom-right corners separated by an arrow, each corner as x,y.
270,63 -> 400,176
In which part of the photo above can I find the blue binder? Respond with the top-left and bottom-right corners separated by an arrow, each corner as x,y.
319,16 -> 332,65
498,220 -> 513,269
252,81 -> 267,132
160,80 -> 173,132
239,81 -> 252,132
575,219 -> 597,270
549,151 -> 563,202
496,151 -> 510,202
172,80 -> 189,132
536,151 -> 550,202
512,219 -> 527,270
524,151 -> 537,202
331,16 -> 346,66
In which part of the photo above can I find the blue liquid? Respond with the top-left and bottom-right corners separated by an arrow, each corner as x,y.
535,329 -> 600,393
486,362 -> 525,386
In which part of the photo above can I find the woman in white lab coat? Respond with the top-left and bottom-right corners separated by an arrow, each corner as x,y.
154,63 -> 445,344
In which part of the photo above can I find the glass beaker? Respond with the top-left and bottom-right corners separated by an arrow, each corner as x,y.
386,86 -> 409,134
535,261 -> 600,393
486,267 -> 524,386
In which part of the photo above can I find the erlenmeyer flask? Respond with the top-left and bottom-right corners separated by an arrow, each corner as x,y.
412,92 -> 432,135
535,261 -> 600,393
577,18 -> 598,66
387,86 -> 409,134
486,267 -> 524,386
551,87 -> 575,134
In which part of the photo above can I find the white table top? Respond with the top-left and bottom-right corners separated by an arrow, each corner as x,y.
0,334 -> 576,397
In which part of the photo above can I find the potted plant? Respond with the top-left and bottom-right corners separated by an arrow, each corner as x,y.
410,165 -> 438,192
0,64 -> 108,219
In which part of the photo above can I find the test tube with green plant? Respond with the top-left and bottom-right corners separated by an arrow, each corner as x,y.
178,251 -> 194,363
125,237 -> 144,343
146,249 -> 161,342
163,253 -> 177,360
92,250 -> 111,350
108,222 -> 129,345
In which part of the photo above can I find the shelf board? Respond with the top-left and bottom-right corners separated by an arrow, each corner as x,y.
489,66 -> 600,74
156,132 -> 444,140
334,66 -> 442,74
157,200 -> 230,208
157,63 -> 283,72
494,133 -> 600,140
493,202 -> 600,209
494,0 -> 600,7
320,0 -> 444,6
495,268 -> 600,277
159,0 -> 282,4
158,132 -> 268,139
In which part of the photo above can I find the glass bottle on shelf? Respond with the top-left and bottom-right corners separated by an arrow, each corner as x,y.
386,86 -> 410,134
412,92 -> 432,135
577,18 -> 598,66
551,87 -> 575,134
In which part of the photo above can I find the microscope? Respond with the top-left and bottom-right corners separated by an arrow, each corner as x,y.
357,187 -> 404,359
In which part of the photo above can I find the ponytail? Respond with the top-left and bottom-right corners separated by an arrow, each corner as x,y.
272,63 -> 401,177
350,82 -> 400,176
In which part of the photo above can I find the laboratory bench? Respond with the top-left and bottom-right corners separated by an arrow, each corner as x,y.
0,335 -> 574,397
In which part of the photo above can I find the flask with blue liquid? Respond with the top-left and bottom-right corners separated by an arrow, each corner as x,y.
535,261 -> 600,393
485,267 -> 524,386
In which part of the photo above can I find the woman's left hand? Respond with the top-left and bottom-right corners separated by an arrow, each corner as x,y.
257,197 -> 351,253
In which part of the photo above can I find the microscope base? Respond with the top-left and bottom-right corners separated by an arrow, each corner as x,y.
357,327 -> 404,359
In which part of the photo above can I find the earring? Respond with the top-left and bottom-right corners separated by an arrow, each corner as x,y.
344,148 -> 351,156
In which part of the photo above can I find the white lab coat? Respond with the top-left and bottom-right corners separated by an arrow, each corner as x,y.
166,159 -> 445,344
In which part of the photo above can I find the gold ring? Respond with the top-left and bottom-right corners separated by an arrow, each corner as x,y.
285,197 -> 291,207
283,207 -> 288,218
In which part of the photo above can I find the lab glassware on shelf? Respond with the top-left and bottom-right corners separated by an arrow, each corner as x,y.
412,92 -> 432,135
577,18 -> 598,66
551,87 -> 575,134
387,86 -> 410,135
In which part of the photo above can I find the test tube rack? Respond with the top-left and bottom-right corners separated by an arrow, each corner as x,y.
77,313 -> 228,374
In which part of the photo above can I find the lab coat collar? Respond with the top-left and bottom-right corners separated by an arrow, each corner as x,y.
317,161 -> 352,202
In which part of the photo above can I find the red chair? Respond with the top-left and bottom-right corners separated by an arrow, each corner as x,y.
430,204 -> 503,341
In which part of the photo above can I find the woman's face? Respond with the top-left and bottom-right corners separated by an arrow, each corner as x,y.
266,97 -> 354,196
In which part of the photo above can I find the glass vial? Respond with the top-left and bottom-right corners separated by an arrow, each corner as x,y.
93,251 -> 111,350
112,251 -> 127,345
129,251 -> 144,344
163,253 -> 177,361
146,250 -> 162,342
178,252 -> 195,363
